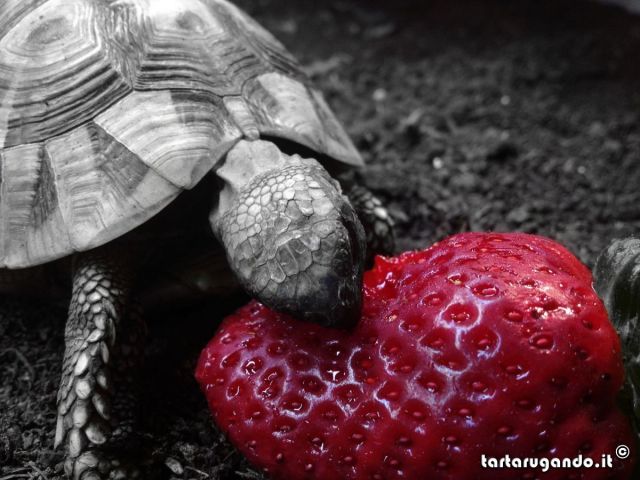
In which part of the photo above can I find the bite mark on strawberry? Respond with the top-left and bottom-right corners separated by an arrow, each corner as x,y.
196,232 -> 636,480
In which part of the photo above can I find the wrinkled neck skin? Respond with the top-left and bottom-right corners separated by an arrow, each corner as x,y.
210,139 -> 365,328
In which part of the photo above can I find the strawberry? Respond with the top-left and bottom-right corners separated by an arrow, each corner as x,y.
195,232 -> 636,480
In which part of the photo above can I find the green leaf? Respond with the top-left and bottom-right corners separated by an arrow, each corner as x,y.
594,237 -> 640,442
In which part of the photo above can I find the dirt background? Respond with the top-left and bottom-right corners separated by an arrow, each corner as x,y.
2,0 -> 640,478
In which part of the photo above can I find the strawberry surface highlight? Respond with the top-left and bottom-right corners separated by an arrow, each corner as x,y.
196,232 -> 635,479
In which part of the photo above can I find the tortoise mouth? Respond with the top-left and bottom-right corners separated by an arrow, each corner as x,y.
249,214 -> 365,329
271,213 -> 365,329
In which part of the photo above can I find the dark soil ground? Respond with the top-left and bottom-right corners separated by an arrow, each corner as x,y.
2,0 -> 640,478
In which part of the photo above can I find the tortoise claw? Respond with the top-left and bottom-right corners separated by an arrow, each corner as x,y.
65,450 -> 142,480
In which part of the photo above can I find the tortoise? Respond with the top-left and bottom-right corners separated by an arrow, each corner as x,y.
0,0 -> 394,478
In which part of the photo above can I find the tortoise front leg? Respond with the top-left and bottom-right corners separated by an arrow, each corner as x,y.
342,183 -> 395,263
56,249 -> 144,480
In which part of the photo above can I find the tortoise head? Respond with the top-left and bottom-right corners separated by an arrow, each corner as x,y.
210,140 -> 366,328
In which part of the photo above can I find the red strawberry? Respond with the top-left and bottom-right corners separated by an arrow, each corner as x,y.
196,232 -> 636,480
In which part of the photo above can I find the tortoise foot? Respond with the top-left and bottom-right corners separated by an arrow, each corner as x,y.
65,450 -> 142,480
343,183 -> 395,262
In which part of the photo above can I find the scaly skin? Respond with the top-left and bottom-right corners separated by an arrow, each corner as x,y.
56,249 -> 143,480
213,140 -> 366,328
342,183 -> 395,262
45,142 -> 392,478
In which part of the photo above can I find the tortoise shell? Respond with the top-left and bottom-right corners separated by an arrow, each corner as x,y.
0,0 -> 362,269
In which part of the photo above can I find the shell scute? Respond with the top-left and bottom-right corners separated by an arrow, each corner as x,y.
0,0 -> 361,268
43,122 -> 179,260
95,89 -> 242,188
0,0 -> 134,148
